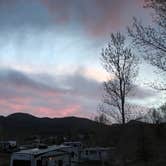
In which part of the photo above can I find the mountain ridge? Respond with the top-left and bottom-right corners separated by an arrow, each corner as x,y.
0,112 -> 106,143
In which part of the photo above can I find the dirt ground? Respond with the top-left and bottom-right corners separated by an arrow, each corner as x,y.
0,153 -> 10,166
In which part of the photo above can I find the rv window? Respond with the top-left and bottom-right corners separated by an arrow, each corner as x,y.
13,160 -> 31,166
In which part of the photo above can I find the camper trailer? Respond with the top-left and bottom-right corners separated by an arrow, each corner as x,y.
0,140 -> 17,152
81,147 -> 111,162
10,145 -> 72,166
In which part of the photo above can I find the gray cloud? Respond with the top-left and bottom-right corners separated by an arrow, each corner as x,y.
0,0 -> 52,30
0,68 -> 159,117
0,68 -> 102,117
129,85 -> 157,100
0,0 -> 149,36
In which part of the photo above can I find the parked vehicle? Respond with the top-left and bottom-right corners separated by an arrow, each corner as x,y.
10,145 -> 72,166
81,147 -> 111,162
0,140 -> 17,152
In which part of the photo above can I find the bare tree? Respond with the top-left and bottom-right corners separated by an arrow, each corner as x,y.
145,0 -> 166,29
144,103 -> 166,124
148,108 -> 162,124
101,33 -> 139,124
128,0 -> 166,90
158,102 -> 166,122
94,113 -> 109,125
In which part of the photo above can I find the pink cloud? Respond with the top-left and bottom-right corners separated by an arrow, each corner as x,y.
0,97 -> 81,118
0,68 -> 157,118
32,105 -> 79,117
60,104 -> 81,117
0,79 -> 86,117
0,98 -> 32,115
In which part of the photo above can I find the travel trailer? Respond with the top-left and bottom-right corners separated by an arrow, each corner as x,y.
10,145 -> 72,166
81,147 -> 111,161
0,140 -> 17,152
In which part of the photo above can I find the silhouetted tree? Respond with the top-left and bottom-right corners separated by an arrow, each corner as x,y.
101,33 -> 139,124
94,113 -> 109,125
144,104 -> 166,137
159,102 -> 166,121
148,108 -> 162,124
145,103 -> 166,124
128,0 -> 166,90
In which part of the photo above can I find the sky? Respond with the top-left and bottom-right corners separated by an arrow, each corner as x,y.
0,0 -> 164,118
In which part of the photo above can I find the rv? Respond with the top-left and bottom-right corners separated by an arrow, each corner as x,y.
10,145 -> 72,166
81,147 -> 111,162
0,140 -> 17,152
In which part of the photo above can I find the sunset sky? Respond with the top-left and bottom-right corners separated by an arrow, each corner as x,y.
0,0 -> 164,118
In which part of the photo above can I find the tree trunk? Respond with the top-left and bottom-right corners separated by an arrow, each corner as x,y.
122,98 -> 125,125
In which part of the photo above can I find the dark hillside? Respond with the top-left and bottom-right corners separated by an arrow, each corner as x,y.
0,113 -> 110,144
114,122 -> 166,165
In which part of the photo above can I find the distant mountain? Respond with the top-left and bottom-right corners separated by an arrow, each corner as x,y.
0,112 -> 109,143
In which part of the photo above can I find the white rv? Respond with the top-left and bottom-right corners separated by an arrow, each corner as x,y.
10,145 -> 72,166
81,147 -> 111,161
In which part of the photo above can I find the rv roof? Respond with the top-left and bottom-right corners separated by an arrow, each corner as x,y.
84,147 -> 111,151
63,141 -> 81,144
15,145 -> 70,155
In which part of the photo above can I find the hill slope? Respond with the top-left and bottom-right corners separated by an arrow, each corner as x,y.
0,113 -> 107,142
